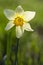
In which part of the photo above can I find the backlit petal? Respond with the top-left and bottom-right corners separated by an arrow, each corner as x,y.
4,9 -> 15,20
5,21 -> 14,31
23,23 -> 34,31
23,11 -> 36,22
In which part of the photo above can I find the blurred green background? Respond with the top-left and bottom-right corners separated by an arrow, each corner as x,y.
0,0 -> 43,65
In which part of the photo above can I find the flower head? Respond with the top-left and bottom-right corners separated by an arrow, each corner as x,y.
4,5 -> 36,38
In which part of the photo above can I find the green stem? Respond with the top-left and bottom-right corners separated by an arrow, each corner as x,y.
6,31 -> 12,65
14,38 -> 19,65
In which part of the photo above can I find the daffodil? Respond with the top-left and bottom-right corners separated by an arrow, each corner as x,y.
4,5 -> 36,38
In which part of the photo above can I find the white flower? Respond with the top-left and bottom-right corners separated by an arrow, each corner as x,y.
4,5 -> 36,38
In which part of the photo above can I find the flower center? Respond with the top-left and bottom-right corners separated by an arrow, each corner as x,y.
14,17 -> 24,26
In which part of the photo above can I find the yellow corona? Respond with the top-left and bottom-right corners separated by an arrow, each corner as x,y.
14,17 -> 24,26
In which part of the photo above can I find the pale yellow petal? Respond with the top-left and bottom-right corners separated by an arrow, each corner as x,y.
15,5 -> 24,13
4,9 -> 15,20
5,21 -> 14,31
23,11 -> 36,22
23,23 -> 34,31
16,26 -> 24,38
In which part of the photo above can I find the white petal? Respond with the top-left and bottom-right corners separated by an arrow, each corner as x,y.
23,11 -> 36,22
23,23 -> 34,31
4,9 -> 15,20
15,5 -> 24,13
5,21 -> 14,31
16,26 -> 24,38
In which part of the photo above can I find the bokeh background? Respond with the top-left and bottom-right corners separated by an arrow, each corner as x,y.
0,0 -> 43,65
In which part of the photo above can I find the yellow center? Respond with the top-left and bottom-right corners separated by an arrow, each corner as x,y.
14,17 -> 24,26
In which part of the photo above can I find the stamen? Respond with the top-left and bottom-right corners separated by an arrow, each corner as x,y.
14,17 -> 24,26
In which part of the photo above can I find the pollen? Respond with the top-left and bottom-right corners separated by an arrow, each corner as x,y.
14,17 -> 24,26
